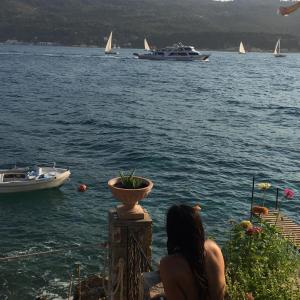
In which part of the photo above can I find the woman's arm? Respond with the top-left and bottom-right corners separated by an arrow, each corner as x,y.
205,240 -> 226,300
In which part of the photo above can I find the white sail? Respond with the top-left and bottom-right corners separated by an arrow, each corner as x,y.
105,32 -> 113,53
274,39 -> 280,55
273,39 -> 286,57
239,41 -> 246,54
144,38 -> 150,51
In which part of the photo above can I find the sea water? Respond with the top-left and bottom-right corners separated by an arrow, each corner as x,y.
0,45 -> 300,299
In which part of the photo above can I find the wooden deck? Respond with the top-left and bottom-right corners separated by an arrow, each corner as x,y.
260,210 -> 300,250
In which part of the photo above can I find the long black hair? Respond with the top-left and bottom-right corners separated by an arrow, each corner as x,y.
166,204 -> 208,298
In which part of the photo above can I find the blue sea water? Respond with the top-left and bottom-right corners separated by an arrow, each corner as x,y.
0,44 -> 300,299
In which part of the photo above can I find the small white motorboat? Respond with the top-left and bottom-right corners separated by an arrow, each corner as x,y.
0,165 -> 71,193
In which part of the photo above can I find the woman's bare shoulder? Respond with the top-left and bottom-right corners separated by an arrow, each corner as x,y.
204,239 -> 224,269
204,240 -> 226,299
204,239 -> 225,276
205,239 -> 223,256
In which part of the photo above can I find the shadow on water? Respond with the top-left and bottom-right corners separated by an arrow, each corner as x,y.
0,188 -> 66,210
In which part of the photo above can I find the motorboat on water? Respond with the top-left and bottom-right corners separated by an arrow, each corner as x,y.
133,43 -> 210,61
0,164 -> 71,193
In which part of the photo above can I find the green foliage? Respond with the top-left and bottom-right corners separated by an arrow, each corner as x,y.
223,219 -> 300,300
119,170 -> 144,189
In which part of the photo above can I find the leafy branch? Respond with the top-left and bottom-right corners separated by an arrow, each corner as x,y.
119,170 -> 144,189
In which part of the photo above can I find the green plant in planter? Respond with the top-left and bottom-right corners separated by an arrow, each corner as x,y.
119,170 -> 145,189
223,218 -> 300,300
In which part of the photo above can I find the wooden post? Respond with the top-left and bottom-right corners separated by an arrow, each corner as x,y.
76,264 -> 81,300
275,188 -> 279,210
250,176 -> 255,221
108,208 -> 152,300
67,273 -> 73,300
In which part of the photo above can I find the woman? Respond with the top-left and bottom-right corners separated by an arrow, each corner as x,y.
160,204 -> 225,300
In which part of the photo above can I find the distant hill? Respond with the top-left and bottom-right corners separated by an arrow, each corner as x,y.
0,0 -> 300,50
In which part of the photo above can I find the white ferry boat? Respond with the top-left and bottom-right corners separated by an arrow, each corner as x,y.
133,43 -> 210,61
0,164 -> 70,193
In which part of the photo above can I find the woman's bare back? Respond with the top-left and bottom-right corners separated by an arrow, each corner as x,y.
160,239 -> 225,300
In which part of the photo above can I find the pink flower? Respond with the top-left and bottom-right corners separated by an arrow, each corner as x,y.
246,226 -> 262,235
283,188 -> 294,199
245,292 -> 255,300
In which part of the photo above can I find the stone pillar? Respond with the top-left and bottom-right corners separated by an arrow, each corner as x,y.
108,208 -> 152,300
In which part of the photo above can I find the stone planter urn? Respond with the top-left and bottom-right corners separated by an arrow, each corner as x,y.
108,176 -> 153,220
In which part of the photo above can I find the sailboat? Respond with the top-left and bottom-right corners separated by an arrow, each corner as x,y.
273,39 -> 286,58
144,38 -> 151,51
105,31 -> 119,55
239,41 -> 246,54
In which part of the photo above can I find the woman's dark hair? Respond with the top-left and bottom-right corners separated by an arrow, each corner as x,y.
166,204 -> 208,297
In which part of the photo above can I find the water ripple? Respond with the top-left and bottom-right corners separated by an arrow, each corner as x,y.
0,45 -> 300,298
